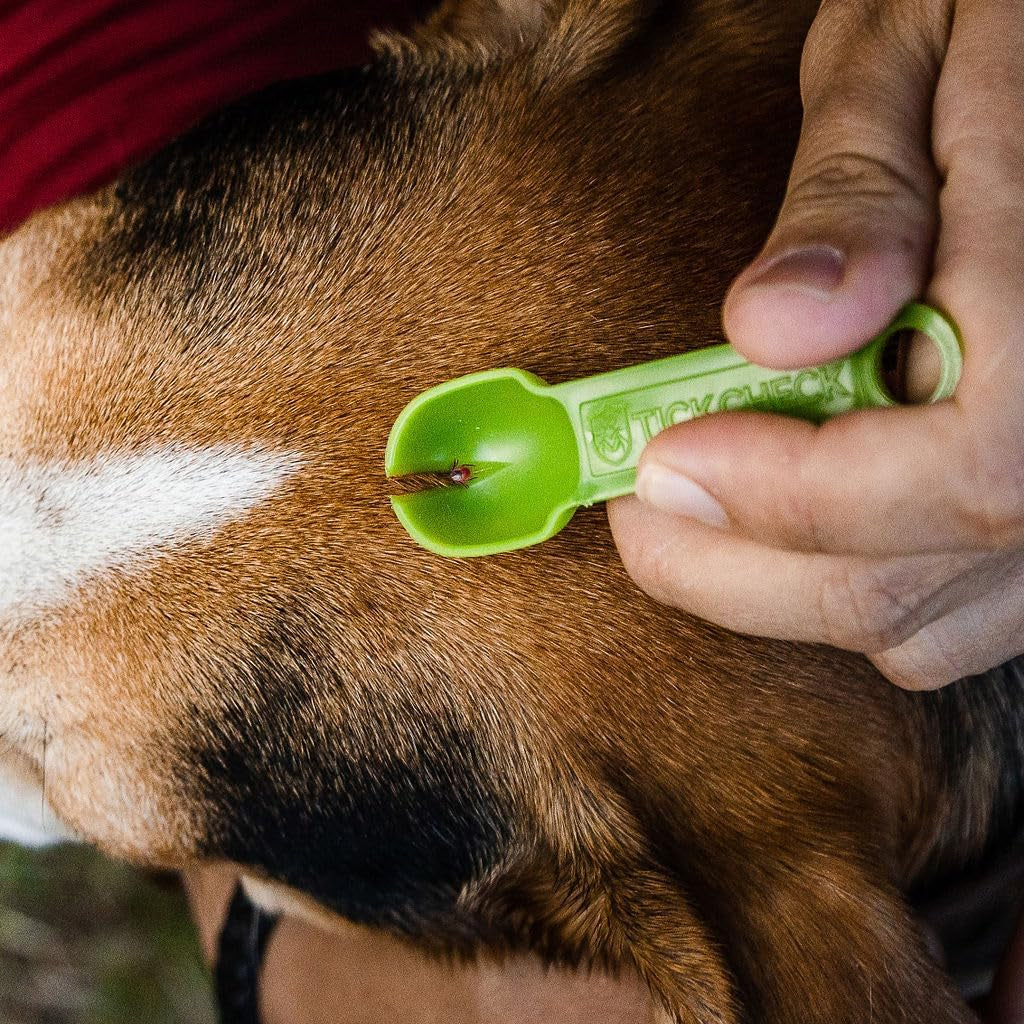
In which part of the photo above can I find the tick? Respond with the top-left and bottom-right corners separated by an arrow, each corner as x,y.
449,461 -> 472,485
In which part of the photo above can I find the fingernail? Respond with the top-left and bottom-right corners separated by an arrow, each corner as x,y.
746,244 -> 845,298
636,465 -> 730,529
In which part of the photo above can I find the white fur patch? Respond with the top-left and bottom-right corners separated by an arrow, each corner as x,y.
0,446 -> 299,617
0,758 -> 73,846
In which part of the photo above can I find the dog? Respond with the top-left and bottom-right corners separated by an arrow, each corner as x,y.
2,1 -> 1021,1021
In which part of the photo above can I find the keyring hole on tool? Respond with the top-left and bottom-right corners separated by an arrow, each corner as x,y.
881,329 -> 941,405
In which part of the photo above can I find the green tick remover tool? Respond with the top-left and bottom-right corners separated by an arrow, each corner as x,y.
385,302 -> 961,558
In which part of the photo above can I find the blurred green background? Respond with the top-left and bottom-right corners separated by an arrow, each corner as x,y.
0,842 -> 215,1024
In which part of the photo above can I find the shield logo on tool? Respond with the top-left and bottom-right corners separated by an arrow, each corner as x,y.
586,401 -> 632,467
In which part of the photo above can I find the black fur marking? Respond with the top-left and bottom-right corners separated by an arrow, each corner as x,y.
907,660 -> 1024,996
943,663 -> 1024,858
913,659 -> 1024,890
77,61 -> 472,316
190,612 -> 514,939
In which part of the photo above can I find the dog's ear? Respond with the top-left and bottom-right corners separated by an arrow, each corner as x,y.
427,0 -> 562,50
425,0 -> 658,81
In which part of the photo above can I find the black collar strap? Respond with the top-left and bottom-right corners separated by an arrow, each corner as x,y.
215,882 -> 281,1024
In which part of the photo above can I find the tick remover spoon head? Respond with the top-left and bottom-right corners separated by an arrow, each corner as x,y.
385,303 -> 962,558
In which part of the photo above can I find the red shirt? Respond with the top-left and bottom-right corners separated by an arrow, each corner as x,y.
0,0 -> 420,234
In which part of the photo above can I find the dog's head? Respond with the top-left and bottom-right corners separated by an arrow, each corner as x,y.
1,0 -> 841,926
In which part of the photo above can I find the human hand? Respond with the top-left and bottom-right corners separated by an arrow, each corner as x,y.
610,0 -> 1024,690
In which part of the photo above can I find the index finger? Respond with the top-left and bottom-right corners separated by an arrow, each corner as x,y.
663,0 -> 1024,558
635,394 -> 1016,556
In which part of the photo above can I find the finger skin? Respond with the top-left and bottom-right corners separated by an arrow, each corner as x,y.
610,497 -> 1024,689
634,403 -> 1013,557
871,548 -> 1024,688
723,0 -> 946,367
608,496 -> 986,658
930,0 -> 1024,502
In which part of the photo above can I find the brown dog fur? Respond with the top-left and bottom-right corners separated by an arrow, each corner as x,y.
1,1 -> 1021,1021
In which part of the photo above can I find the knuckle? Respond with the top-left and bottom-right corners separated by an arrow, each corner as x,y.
800,10 -> 854,103
816,562 -> 925,652
801,0 -> 888,102
958,433 -> 1024,548
785,148 -> 931,223
802,0 -> 940,102
784,468 -> 828,553
803,0 -> 877,70
938,134 -> 1024,208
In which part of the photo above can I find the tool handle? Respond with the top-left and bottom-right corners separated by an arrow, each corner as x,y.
549,303 -> 962,507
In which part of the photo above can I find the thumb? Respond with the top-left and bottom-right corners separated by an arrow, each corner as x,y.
724,0 -> 947,368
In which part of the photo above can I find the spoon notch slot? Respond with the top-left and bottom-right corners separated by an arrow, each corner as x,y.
385,368 -> 580,557
388,469 -> 469,495
388,458 -> 483,496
